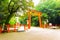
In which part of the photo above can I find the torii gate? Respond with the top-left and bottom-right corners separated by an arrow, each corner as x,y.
27,9 -> 43,29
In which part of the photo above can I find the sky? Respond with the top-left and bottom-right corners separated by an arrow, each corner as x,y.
32,0 -> 40,6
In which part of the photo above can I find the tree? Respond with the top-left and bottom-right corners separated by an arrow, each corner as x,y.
0,0 -> 34,31
6,0 -> 34,24
0,0 -> 9,27
35,0 -> 60,24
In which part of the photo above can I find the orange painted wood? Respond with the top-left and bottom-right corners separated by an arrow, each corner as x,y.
0,27 -> 2,33
28,9 -> 42,28
42,24 -> 44,28
24,25 -> 26,30
16,23 -> 20,26
38,13 -> 42,28
45,24 -> 46,28
28,12 -> 31,29
7,24 -> 10,32
14,24 -> 16,32
28,24 -> 30,29
6,24 -> 10,32
44,24 -> 46,28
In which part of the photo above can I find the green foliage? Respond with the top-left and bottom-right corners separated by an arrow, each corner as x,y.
0,0 -> 34,31
41,13 -> 48,24
0,0 -> 34,24
35,0 -> 60,24
19,14 -> 39,26
9,16 -> 16,25
0,0 -> 9,25
31,16 -> 39,26
20,13 -> 28,24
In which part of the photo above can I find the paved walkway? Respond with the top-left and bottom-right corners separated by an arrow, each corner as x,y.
0,27 -> 60,40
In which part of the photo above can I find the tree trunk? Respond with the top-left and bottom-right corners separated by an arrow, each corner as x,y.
4,13 -> 14,31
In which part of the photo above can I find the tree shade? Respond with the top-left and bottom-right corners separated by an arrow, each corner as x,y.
35,0 -> 60,24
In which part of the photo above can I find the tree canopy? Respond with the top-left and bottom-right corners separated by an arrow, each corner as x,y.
35,0 -> 60,24
0,0 -> 34,31
0,0 -> 34,25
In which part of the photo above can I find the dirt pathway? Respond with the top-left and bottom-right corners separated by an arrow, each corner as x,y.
0,27 -> 60,40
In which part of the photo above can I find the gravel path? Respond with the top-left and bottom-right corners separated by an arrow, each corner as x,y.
0,27 -> 60,40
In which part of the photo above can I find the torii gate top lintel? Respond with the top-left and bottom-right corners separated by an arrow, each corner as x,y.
28,9 -> 42,16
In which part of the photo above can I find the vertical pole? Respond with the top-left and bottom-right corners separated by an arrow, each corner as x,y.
46,24 -> 48,28
28,10 -> 31,29
44,24 -> 46,28
14,24 -> 16,32
0,26 -> 2,33
24,24 -> 26,30
16,23 -> 20,28
7,24 -> 10,33
38,13 -> 42,28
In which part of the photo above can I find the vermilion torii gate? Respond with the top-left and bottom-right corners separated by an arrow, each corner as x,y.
27,9 -> 42,29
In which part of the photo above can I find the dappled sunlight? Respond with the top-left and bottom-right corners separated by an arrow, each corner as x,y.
0,0 -> 60,40
32,0 -> 40,6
